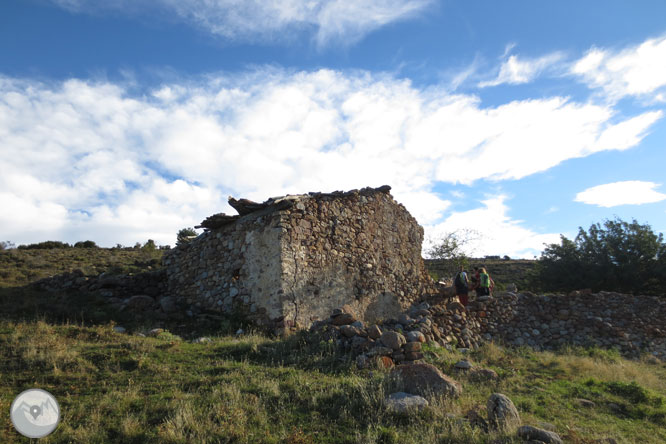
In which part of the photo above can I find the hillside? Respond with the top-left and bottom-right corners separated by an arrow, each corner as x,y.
0,248 -> 665,443
0,248 -> 164,288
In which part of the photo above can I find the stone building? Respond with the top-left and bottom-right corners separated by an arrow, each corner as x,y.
163,185 -> 436,330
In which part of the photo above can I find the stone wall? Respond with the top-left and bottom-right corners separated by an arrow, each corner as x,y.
467,291 -> 666,359
163,186 -> 436,330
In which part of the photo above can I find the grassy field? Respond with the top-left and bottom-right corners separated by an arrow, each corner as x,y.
1,249 -> 665,443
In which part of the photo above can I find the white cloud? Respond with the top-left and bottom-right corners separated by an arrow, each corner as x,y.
479,52 -> 564,87
0,68 -> 661,250
572,35 -> 666,101
424,195 -> 561,259
574,181 -> 666,207
48,0 -> 433,47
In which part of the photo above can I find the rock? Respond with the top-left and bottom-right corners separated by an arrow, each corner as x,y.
391,363 -> 462,399
159,296 -> 178,313
351,336 -> 368,349
469,368 -> 499,382
517,425 -> 563,444
192,337 -> 211,344
403,342 -> 422,352
113,326 -> 126,334
398,314 -> 414,325
454,360 -> 472,370
405,351 -> 424,361
447,301 -> 465,311
235,328 -> 244,336
576,398 -> 596,408
126,294 -> 155,310
381,331 -> 406,350
367,324 -> 382,340
356,354 -> 370,369
406,331 -> 426,343
487,393 -> 520,430
377,356 -> 394,369
506,283 -> 518,292
148,328 -> 164,337
331,313 -> 356,326
367,346 -> 393,357
385,392 -> 429,414
340,325 -> 359,338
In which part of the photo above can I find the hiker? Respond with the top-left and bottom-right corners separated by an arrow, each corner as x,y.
476,267 -> 495,297
454,265 -> 469,307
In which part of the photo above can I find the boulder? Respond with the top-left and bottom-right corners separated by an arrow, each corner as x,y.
367,324 -> 382,340
517,425 -> 563,444
487,393 -> 520,430
454,360 -> 472,370
385,392 -> 429,414
159,296 -> 178,313
331,313 -> 356,326
126,295 -> 155,310
406,331 -> 426,343
381,331 -> 406,350
391,363 -> 462,399
469,368 -> 499,382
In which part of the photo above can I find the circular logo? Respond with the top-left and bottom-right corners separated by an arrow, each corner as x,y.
10,389 -> 60,438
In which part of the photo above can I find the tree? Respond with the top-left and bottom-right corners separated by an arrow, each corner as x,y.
531,218 -> 666,294
74,240 -> 98,248
0,241 -> 15,250
177,227 -> 198,246
142,239 -> 157,251
425,229 -> 480,279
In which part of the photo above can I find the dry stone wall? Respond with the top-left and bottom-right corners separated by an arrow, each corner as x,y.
163,186 -> 436,331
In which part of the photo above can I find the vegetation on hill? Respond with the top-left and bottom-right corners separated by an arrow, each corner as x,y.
0,247 -> 164,288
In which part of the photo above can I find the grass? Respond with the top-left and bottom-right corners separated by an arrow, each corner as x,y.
1,319 -> 665,443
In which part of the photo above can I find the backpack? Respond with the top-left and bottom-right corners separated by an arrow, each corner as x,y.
454,272 -> 466,289
480,272 -> 490,288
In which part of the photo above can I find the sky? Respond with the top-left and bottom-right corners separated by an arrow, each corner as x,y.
1,0 -> 665,258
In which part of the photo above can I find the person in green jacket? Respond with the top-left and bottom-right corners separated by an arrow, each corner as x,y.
476,267 -> 495,297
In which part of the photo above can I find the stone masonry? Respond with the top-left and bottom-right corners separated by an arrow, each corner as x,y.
163,186 -> 436,330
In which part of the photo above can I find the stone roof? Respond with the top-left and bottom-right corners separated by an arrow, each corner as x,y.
196,185 -> 392,230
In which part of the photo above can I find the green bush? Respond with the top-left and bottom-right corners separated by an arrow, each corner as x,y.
17,241 -> 71,249
530,217 -> 666,294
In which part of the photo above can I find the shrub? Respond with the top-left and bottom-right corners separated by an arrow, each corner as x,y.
17,241 -> 71,250
74,240 -> 99,248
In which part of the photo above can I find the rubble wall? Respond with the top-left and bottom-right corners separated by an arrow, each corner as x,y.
163,208 -> 284,326
279,190 -> 434,328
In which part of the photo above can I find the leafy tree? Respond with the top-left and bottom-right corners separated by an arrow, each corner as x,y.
177,227 -> 198,246
17,241 -> 71,250
142,239 -> 157,251
425,229 -> 480,279
74,240 -> 98,248
531,218 -> 665,294
0,241 -> 15,250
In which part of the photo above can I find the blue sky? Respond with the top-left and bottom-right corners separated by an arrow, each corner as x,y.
1,0 -> 666,257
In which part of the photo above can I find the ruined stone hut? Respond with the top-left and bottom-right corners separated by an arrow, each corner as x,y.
164,185 -> 436,330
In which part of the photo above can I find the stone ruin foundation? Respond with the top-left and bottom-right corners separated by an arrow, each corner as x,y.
163,186 -> 437,331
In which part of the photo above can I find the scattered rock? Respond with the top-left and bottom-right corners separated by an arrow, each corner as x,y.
517,425 -> 563,444
148,328 -> 164,337
576,398 -> 596,408
159,296 -> 178,313
391,363 -> 462,399
126,294 -> 155,310
331,313 -> 356,326
403,342 -> 422,353
385,392 -> 429,414
406,331 -> 426,343
367,324 -> 382,340
487,393 -> 520,430
454,360 -> 472,370
113,326 -> 126,334
381,331 -> 407,350
192,337 -> 211,344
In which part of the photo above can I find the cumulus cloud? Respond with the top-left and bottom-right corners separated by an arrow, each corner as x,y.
424,195 -> 561,258
479,51 -> 564,87
574,181 -> 666,207
48,0 -> 433,47
0,68 -> 660,249
572,34 -> 666,101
